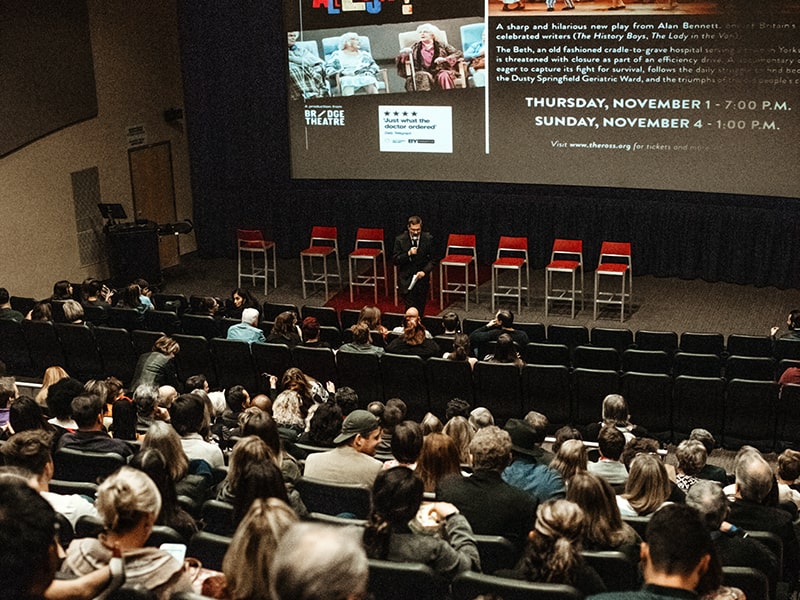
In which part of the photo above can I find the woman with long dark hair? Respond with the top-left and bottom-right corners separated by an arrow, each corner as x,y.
363,467 -> 479,579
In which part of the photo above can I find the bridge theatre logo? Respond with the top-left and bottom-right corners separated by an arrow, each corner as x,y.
304,107 -> 346,126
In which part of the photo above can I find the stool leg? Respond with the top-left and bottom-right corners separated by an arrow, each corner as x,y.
491,267 -> 496,313
544,269 -> 550,317
620,274 -> 626,323
570,270 -> 576,319
349,257 -> 354,303
301,256 -> 308,299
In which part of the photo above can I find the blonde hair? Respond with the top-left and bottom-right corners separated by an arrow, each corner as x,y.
96,466 -> 161,533
153,335 -> 180,356
550,439 -> 588,482
623,453 -> 671,516
35,366 -> 69,405
522,500 -> 586,585
223,498 -> 298,600
141,421 -> 189,481
272,390 -> 305,428
443,416 -> 473,465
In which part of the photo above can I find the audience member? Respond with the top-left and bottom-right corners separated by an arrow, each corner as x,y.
46,377 -> 83,433
62,299 -> 86,324
441,311 -> 461,335
438,425 -> 538,552
339,321 -> 384,355
358,305 -> 390,338
551,425 -> 582,454
303,409 -> 383,486
446,397 -> 472,420
508,500 -> 606,596
689,428 -> 728,485
271,522 -> 368,600
227,307 -> 267,344
566,471 -> 642,563
383,420 -> 424,469
216,436 -> 290,523
35,365 -> 69,406
62,466 -> 194,599
334,386 -> 359,416
468,406 -> 494,431
421,411 -> 444,435
0,376 -> 17,430
376,397 -> 406,454
589,504 -> 722,600
364,467 -> 480,579
80,278 -> 113,307
617,453 -> 672,517
169,393 -> 224,468
416,431 -> 463,493
111,399 -> 138,441
675,439 -> 707,493
0,429 -> 97,527
523,410 -> 555,465
57,394 -> 134,457
129,448 -> 198,541
298,401 -> 343,447
442,415 -> 473,465
385,310 -> 440,358
266,310 -> 301,347
0,287 -> 24,322
300,316 -> 329,348
726,449 -> 799,583
227,287 -> 259,321
443,333 -> 477,369
502,418 -> 566,502
587,426 -> 628,488
586,394 -> 645,443
9,396 -> 54,435
468,309 -> 529,355
550,438 -> 589,484
484,332 -> 525,367
129,336 -> 181,391
212,497 -> 298,600
776,449 -> 800,509
51,280 -> 74,302
133,383 -> 164,433
686,480 -> 779,599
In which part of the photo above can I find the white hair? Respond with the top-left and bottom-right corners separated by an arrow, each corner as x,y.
242,307 -> 260,326
416,23 -> 443,40
338,32 -> 360,50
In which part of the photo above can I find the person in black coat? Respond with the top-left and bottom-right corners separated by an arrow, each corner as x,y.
392,215 -> 434,315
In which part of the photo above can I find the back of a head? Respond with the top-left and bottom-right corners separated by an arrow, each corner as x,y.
676,439 -> 708,476
9,396 -> 49,434
496,309 -> 514,327
1,429 -> 52,475
169,393 -> 205,436
46,377 -> 84,420
223,497 -> 298,600
446,397 -> 471,420
551,425 -> 582,454
240,408 -> 281,457
391,420 -> 424,464
111,399 -> 138,441
0,287 -> 9,305
442,311 -> 461,333
71,394 -> 103,429
469,406 -> 494,431
271,522 -> 368,600
734,450 -> 773,503
601,394 -> 629,426
598,425 -> 625,461
492,332 -> 518,362
778,449 -> 800,482
133,384 -> 159,417
551,439 -> 588,481
689,428 -> 716,455
62,299 -> 84,322
96,466 -> 161,533
790,309 -> 800,330
141,421 -> 188,481
624,453 -> 670,514
0,479 -> 58,599
645,503 -> 714,578
153,335 -> 179,356
301,316 -> 320,340
334,386 -> 359,416
416,432 -> 462,492
469,425 -> 512,472
686,480 -> 728,531
242,307 -> 260,326
350,321 -> 371,345
371,466 -> 424,527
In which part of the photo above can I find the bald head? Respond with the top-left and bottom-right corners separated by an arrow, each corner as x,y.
404,307 -> 419,319
251,394 -> 272,414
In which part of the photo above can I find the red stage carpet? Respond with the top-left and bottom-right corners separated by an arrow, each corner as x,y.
324,264 -> 493,316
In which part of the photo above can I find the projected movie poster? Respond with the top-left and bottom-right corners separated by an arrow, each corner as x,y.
285,0 -> 800,198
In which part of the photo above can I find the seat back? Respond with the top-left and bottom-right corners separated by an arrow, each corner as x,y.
496,235 -> 528,260
180,314 -> 221,339
591,327 -> 634,353
172,334 -> 215,387
187,531 -> 232,572
673,352 -> 723,377
620,372 -> 673,441
21,319 -> 66,377
426,357 -> 474,420
550,238 -> 583,263
635,330 -> 678,354
380,354 -> 429,421
722,566 -> 769,600
680,332 -> 725,356
53,447 -> 126,483
573,368 -> 620,425
252,342 -> 293,389
153,293 -> 188,314
473,362 -> 522,426
237,228 -> 265,247
451,571 -> 582,600
107,307 -> 143,331
474,534 -> 518,574
672,375 -> 725,440
727,334 -> 774,358
725,356 -> 775,381
301,305 -> 340,330
521,364 -> 572,426
308,225 -> 338,250
368,559 -> 444,600
582,550 -> 640,591
0,319 -> 33,376
523,342 -> 570,367
143,309 -> 180,335
547,324 -> 589,351
200,499 -> 237,536
295,477 -> 371,519
54,322 -> 104,381
292,346 -> 337,385
263,302 -> 300,322
598,241 -> 632,266
95,326 -> 137,385
336,350 -> 383,407
723,379 -> 778,451
622,349 -> 671,375
354,227 -> 385,246
573,345 -> 620,372
210,338 -> 257,392
443,233 -> 477,258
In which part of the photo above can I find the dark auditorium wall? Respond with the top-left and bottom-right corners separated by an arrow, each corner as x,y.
178,1 -> 800,289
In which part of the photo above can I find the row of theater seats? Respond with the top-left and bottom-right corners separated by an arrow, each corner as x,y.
3,316 -> 800,450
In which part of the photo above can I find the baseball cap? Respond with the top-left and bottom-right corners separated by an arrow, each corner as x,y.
333,409 -> 380,445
